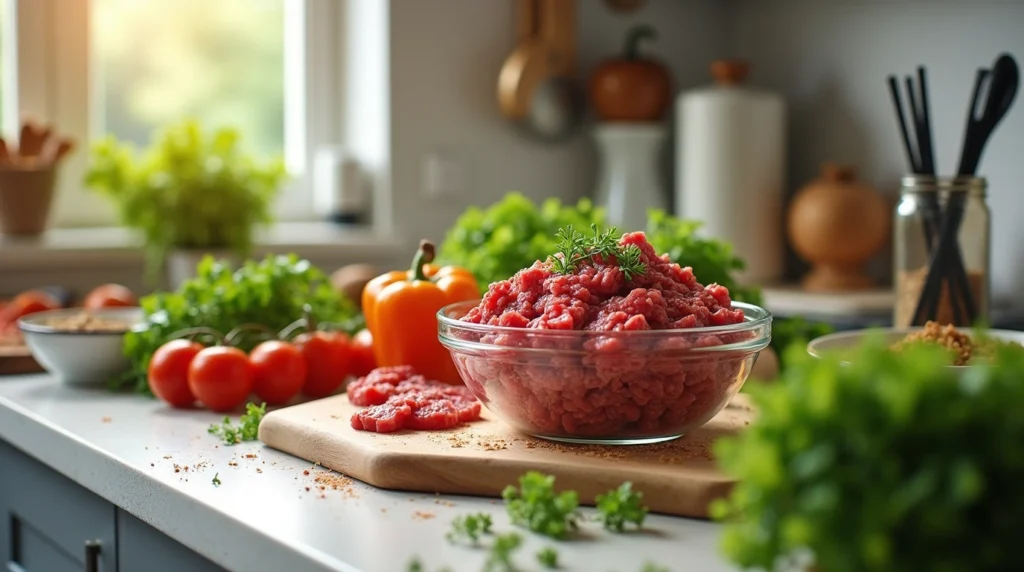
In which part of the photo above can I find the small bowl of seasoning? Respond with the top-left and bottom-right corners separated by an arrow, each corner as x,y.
18,307 -> 144,385
807,321 -> 1024,369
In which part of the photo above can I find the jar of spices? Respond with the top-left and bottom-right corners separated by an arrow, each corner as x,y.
893,175 -> 990,328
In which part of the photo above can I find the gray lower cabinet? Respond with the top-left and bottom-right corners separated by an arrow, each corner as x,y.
0,440 -> 223,572
116,510 -> 225,572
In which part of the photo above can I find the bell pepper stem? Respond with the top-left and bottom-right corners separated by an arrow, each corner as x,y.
410,240 -> 436,281
623,24 -> 656,60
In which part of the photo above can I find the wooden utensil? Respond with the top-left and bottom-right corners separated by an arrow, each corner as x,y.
259,393 -> 757,519
497,0 -> 581,140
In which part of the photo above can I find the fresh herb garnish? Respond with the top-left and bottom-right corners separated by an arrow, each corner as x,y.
502,471 -> 579,539
446,513 -> 494,545
550,224 -> 645,280
211,473 -> 221,486
640,563 -> 669,572
484,532 -> 522,572
596,482 -> 649,532
208,402 -> 267,445
536,546 -> 559,569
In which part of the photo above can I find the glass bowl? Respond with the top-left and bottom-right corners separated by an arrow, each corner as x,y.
437,300 -> 772,445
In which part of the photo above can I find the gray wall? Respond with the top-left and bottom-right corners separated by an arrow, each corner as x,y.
387,0 -> 1024,299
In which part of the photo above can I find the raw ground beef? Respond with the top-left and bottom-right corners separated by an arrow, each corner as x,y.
454,231 -> 755,438
348,366 -> 482,433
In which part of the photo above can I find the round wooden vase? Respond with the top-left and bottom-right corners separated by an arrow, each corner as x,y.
787,163 -> 890,292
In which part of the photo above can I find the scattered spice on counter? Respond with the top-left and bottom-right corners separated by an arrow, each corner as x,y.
256,468 -> 263,474
227,461 -> 238,467
413,511 -> 437,520
101,417 -> 112,423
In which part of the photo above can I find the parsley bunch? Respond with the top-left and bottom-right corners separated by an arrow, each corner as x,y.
502,471 -> 580,539
116,254 -> 362,395
596,482 -> 648,532
550,224 -> 645,280
712,336 -> 1024,572
208,402 -> 266,445
446,513 -> 494,545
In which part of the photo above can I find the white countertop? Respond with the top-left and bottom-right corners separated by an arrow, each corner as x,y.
0,374 -> 734,572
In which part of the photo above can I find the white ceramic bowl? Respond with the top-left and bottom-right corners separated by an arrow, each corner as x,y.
18,307 -> 145,385
808,327 -> 1024,369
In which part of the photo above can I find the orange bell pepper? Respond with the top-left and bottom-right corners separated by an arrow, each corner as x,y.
362,240 -> 479,384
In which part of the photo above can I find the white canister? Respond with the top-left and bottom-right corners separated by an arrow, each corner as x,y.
313,146 -> 368,224
674,60 -> 786,284
593,123 -> 668,234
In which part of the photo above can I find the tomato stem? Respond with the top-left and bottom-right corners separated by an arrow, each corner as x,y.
167,326 -> 226,345
623,24 -> 656,60
224,323 -> 277,347
278,318 -> 308,341
409,239 -> 436,282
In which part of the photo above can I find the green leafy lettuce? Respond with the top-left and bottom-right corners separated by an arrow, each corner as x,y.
438,192 -> 606,292
117,254 -> 361,395
711,336 -> 1024,572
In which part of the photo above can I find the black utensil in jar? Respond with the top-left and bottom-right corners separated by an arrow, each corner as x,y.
912,53 -> 1020,327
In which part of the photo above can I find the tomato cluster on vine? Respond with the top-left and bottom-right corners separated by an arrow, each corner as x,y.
146,307 -> 376,412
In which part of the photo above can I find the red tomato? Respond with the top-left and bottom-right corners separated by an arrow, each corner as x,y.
350,329 -> 377,378
294,331 -> 352,398
0,290 -> 60,323
250,340 -> 307,405
147,339 -> 203,408
83,284 -> 137,309
187,346 -> 255,412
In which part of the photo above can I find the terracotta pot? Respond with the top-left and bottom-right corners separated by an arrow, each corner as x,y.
589,25 -> 672,122
787,163 -> 890,292
0,166 -> 56,236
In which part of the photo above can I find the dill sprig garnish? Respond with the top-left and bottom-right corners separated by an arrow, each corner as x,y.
549,224 -> 646,280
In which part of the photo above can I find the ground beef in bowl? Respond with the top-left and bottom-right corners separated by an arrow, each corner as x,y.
444,231 -> 768,442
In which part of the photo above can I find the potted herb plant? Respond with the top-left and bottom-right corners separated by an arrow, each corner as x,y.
85,119 -> 287,287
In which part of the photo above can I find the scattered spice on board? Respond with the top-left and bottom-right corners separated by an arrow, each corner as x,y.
413,511 -> 436,520
101,417 -> 112,423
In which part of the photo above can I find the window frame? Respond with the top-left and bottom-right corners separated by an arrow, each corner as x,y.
0,0 -> 342,228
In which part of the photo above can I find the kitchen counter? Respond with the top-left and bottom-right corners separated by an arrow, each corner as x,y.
0,374 -> 733,572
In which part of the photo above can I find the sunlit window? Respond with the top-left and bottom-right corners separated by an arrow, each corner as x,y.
92,0 -> 286,158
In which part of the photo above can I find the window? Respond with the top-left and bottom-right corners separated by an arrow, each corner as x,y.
0,0 -> 342,228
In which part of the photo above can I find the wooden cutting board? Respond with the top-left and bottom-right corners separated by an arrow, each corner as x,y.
259,393 -> 756,519
0,345 -> 43,376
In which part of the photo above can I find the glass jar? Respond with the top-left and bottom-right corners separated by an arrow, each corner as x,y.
893,176 -> 990,328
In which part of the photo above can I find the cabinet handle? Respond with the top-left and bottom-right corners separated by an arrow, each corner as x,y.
84,540 -> 102,572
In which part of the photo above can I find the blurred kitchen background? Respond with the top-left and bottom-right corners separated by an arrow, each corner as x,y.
1,0 -> 1023,332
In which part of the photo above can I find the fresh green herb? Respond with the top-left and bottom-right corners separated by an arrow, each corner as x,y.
639,563 -> 669,572
116,254 -> 362,395
712,336 -> 1024,572
596,482 -> 649,532
484,532 -> 522,572
208,402 -> 267,445
211,473 -> 221,486
550,224 -> 645,280
502,471 -> 579,539
85,119 -> 289,284
446,513 -> 494,545
536,546 -> 559,569
770,316 -> 835,368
